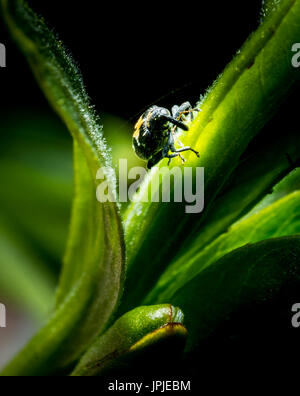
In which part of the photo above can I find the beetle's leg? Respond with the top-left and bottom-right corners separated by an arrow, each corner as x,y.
165,135 -> 186,165
147,150 -> 164,169
170,133 -> 186,150
162,134 -> 174,158
172,133 -> 199,158
166,153 -> 186,166
163,134 -> 198,165
161,135 -> 183,165
169,135 -> 200,159
175,146 -> 200,158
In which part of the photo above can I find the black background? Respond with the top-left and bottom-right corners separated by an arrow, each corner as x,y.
0,1 -> 264,121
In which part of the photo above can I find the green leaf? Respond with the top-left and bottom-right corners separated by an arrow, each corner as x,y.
0,215 -> 55,321
170,236 -> 300,351
1,0 -> 125,375
120,0 -> 300,314
173,129 -> 300,267
243,167 -> 300,218
71,305 -> 187,377
145,182 -> 300,304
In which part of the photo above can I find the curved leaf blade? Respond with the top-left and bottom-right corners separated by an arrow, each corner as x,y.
171,236 -> 300,351
71,305 -> 187,377
1,0 -> 125,374
146,184 -> 300,303
174,129 -> 300,267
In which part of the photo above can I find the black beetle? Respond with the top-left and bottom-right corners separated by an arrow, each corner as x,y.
133,102 -> 200,169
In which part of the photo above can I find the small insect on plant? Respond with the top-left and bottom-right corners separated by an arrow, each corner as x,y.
133,102 -> 200,169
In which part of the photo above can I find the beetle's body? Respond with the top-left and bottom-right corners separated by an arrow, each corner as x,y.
133,102 -> 200,169
133,106 -> 171,161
